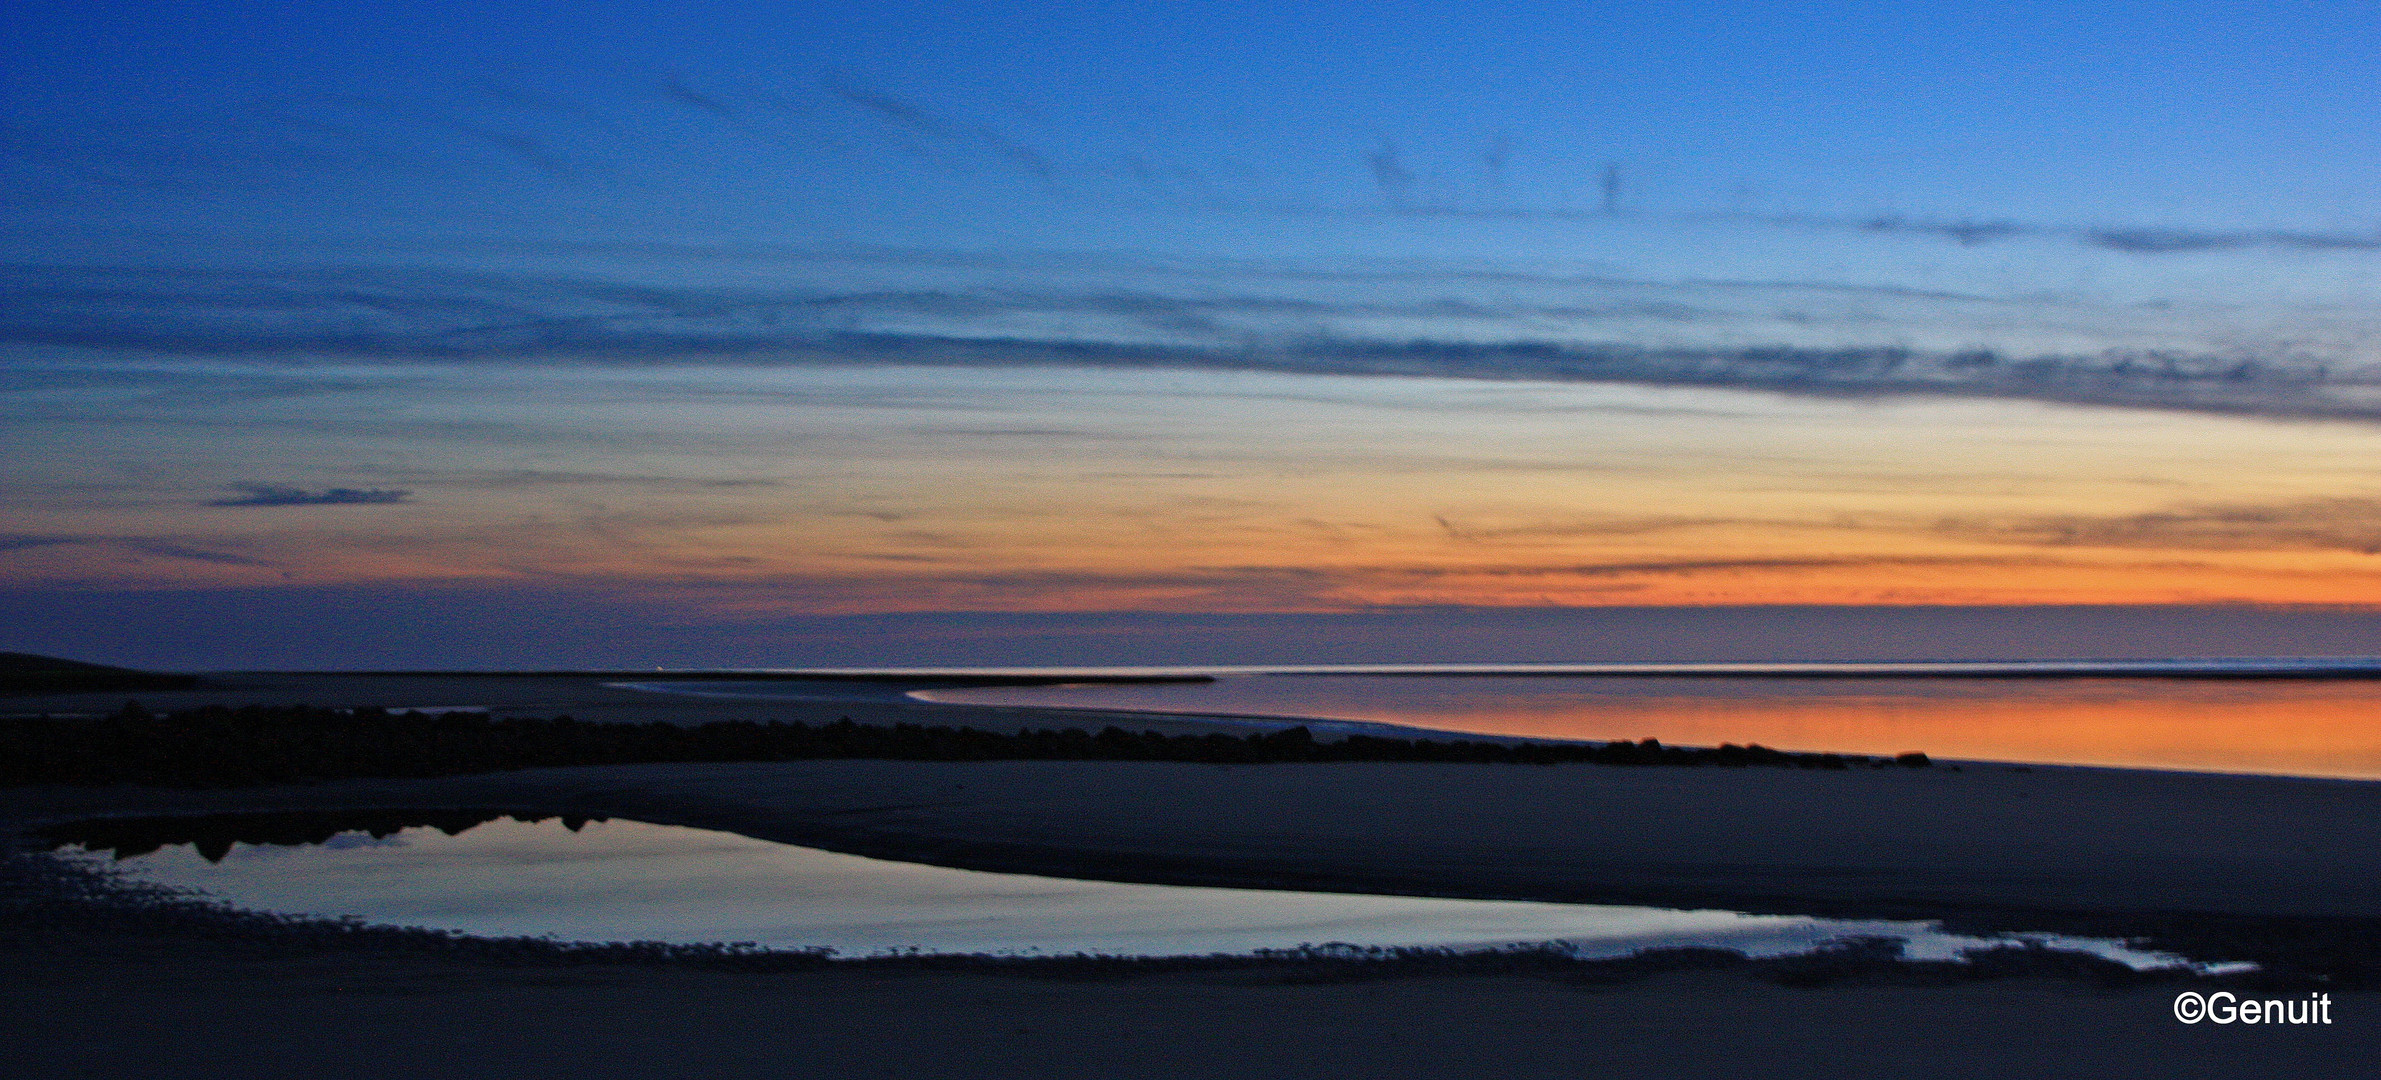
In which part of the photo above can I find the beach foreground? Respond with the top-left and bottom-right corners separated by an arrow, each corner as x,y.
5,928 -> 2371,1080
6,680 -> 2378,1076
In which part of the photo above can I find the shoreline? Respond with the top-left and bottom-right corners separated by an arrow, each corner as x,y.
5,833 -> 2210,980
192,655 -> 2381,679
20,666 -> 2381,780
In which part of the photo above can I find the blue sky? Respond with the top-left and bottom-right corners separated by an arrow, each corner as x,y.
11,2 -> 2381,667
16,1 -> 2381,254
13,1 -> 2381,371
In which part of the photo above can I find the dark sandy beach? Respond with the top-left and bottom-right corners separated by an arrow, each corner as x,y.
6,672 -> 2378,1077
8,934 -> 2370,1080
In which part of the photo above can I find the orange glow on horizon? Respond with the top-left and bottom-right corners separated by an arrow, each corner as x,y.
13,363 -> 2381,614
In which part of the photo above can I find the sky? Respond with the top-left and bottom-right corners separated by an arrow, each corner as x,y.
9,1 -> 2381,667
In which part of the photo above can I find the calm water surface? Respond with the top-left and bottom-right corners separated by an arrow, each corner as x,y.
57,814 -> 2195,965
906,675 -> 2381,779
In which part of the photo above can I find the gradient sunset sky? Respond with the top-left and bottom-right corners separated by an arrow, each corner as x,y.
10,1 -> 2381,667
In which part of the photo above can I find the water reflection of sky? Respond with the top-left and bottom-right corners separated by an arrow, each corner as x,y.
73,817 -> 2199,968
909,675 -> 2381,779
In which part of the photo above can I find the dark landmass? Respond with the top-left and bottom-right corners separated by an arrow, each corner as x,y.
0,703 -> 1926,789
0,653 -> 199,697
259,669 -> 1217,686
38,807 -> 598,862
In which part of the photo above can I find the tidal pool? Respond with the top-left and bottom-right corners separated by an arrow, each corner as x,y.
50,810 -> 2211,967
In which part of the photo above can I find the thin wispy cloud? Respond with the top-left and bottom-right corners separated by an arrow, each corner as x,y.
661,75 -> 742,121
411,469 -> 782,490
1397,555 -> 2055,580
1754,213 -> 2381,255
210,484 -> 413,507
1433,514 -> 1732,542
239,92 -> 589,180
824,77 -> 1055,181
120,540 -> 282,568
1368,140 -> 1414,207
1357,203 -> 2381,256
2084,227 -> 2381,254
0,534 -> 84,553
0,534 -> 284,572
1422,501 -> 2381,560
1932,499 -> 2381,555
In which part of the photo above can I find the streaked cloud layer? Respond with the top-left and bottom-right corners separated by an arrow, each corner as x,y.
10,254 -> 2381,422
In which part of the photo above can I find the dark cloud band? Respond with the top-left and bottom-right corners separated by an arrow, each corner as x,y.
3,262 -> 2372,421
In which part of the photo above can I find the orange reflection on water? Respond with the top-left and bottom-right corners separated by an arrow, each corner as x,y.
918,677 -> 2381,779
